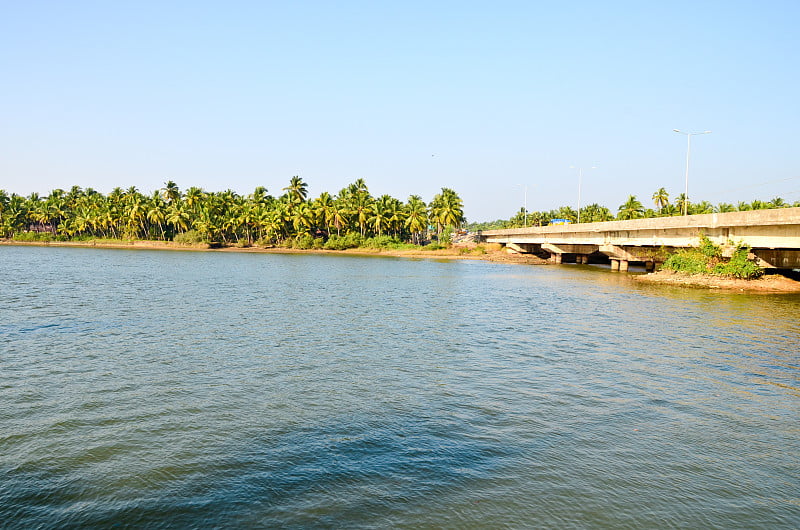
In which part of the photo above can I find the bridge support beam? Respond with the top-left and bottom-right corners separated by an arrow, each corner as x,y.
752,249 -> 800,269
611,259 -> 619,271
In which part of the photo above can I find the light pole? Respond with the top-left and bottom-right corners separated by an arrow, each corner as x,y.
673,129 -> 711,215
516,184 -> 528,227
570,166 -> 596,223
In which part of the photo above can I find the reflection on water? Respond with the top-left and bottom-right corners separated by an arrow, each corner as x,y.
1,246 -> 798,527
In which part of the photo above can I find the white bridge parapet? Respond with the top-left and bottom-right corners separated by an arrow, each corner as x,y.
479,207 -> 800,269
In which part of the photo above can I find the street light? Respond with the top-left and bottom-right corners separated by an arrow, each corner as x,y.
570,165 -> 597,223
515,184 -> 528,227
673,129 -> 711,215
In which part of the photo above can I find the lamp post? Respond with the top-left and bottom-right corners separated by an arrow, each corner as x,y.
516,184 -> 528,227
570,166 -> 596,223
673,129 -> 711,215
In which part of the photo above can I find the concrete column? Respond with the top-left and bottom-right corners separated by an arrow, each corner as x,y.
581,255 -> 589,264
551,253 -> 562,264
619,260 -> 629,272
611,259 -> 620,271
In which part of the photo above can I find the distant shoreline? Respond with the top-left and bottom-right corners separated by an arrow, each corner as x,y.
5,239 -> 799,292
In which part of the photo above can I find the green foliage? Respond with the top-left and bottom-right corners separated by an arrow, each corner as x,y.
11,231 -> 53,242
323,233 -> 364,250
698,235 -> 721,258
712,245 -> 763,279
662,250 -> 711,274
292,234 -> 315,249
661,238 -> 762,279
438,226 -> 454,245
173,230 -> 205,245
361,235 -> 416,250
421,243 -> 447,251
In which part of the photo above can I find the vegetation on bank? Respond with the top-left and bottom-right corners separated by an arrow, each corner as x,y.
467,189 -> 799,231
660,236 -> 763,279
0,178 -> 465,248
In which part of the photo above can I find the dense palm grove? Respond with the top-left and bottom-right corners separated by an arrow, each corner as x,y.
0,178 -> 465,246
468,188 -> 800,231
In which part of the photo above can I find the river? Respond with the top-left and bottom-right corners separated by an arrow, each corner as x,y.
1,245 -> 798,528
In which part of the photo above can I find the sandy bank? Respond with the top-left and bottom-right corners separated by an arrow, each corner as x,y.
1,238 -> 548,263
634,270 -> 800,292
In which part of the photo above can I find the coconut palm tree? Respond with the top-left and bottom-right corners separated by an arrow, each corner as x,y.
617,195 -> 644,220
283,176 -> 308,204
652,187 -> 669,215
405,195 -> 428,244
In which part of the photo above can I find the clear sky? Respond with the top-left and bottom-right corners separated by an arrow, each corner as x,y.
2,0 -> 798,221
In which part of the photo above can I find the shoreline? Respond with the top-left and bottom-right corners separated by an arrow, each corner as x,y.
4,239 -> 799,292
634,269 -> 800,293
0,238 -> 549,263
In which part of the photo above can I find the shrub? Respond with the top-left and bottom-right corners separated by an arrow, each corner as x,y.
173,230 -> 205,245
661,249 -> 711,274
698,235 -> 721,258
12,232 -> 53,242
292,234 -> 315,250
421,243 -> 446,251
324,233 -> 363,250
712,245 -> 763,279
661,238 -> 763,279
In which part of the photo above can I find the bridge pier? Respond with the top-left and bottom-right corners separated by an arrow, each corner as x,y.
481,208 -> 800,274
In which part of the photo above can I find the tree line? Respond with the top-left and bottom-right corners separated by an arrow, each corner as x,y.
0,178 -> 465,246
469,188 -> 800,231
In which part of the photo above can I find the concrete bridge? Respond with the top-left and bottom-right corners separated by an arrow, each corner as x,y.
478,207 -> 800,271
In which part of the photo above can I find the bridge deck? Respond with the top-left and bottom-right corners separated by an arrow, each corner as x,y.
479,207 -> 800,269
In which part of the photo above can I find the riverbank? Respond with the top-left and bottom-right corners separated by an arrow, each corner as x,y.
0,238 -> 550,264
635,269 -> 800,292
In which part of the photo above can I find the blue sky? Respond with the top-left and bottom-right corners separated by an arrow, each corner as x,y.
2,0 -> 798,221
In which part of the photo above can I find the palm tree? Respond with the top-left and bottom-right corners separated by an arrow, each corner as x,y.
283,176 -> 308,204
652,188 -> 669,215
369,195 -> 395,236
162,180 -> 181,204
405,195 -> 428,244
313,192 -> 335,235
617,195 -> 644,220
674,193 -> 690,216
429,188 -> 465,235
581,203 -> 613,223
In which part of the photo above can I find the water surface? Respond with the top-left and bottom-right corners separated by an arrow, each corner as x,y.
1,246 -> 798,527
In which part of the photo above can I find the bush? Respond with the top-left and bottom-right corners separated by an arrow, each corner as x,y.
438,226 -> 454,246
421,243 -> 446,251
12,232 -> 53,242
292,234 -> 315,250
661,238 -> 763,279
712,245 -> 763,279
661,249 -> 711,274
698,235 -> 721,258
173,230 -> 205,245
324,233 -> 363,250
